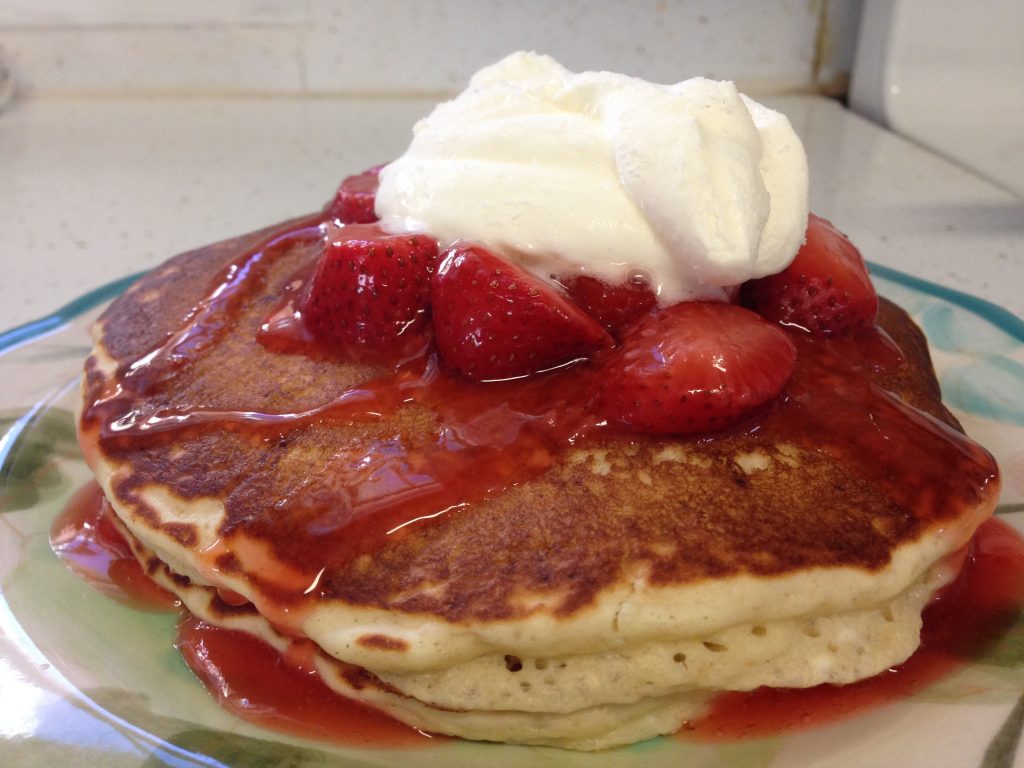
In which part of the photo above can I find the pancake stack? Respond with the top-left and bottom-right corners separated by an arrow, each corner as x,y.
78,217 -> 999,750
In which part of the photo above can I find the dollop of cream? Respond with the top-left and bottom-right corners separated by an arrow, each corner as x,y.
375,52 -> 808,303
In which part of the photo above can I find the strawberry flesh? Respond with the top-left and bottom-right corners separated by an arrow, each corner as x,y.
594,302 -> 796,435
301,223 -> 439,362
559,274 -> 657,338
741,213 -> 878,334
328,165 -> 384,224
431,244 -> 613,381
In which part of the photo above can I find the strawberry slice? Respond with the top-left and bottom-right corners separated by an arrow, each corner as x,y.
594,302 -> 796,435
741,214 -> 878,334
431,244 -> 613,381
328,165 -> 384,224
301,224 -> 439,361
558,274 -> 657,338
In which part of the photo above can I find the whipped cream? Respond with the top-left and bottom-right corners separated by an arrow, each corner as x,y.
375,52 -> 809,303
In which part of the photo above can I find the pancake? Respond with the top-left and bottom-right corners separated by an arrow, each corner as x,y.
78,216 -> 1000,750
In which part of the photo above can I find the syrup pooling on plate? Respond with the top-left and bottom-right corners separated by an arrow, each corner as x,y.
48,483 -> 439,747
50,481 -> 178,611
80,211 -> 999,610
175,614 -> 438,748
684,517 -> 1024,740
49,483 -> 1024,746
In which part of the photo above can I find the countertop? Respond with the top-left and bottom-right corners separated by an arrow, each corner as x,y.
1,92 -> 1022,335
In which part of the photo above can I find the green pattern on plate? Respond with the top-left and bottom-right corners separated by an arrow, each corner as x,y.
0,407 -> 78,513
979,616 -> 1024,670
983,690 -> 1024,768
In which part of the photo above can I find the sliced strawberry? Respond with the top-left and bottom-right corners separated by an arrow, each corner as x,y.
594,302 -> 795,435
301,223 -> 439,361
558,274 -> 657,337
431,244 -> 613,381
328,165 -> 384,224
741,213 -> 878,334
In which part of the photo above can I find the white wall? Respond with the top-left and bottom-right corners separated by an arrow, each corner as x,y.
0,0 -> 863,98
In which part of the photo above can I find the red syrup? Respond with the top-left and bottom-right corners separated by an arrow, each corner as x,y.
51,483 -> 438,748
175,614 -> 438,748
49,481 -> 178,611
78,211 -> 1002,608
683,516 -> 1024,741
51,482 -> 1024,748
74,211 -> 1013,745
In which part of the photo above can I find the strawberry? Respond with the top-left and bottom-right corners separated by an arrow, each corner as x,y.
301,224 -> 439,361
594,302 -> 795,435
741,213 -> 878,334
431,244 -> 613,381
328,165 -> 384,224
558,274 -> 657,337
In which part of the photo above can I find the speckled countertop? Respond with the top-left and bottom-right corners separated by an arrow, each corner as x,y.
1,93 -> 1022,333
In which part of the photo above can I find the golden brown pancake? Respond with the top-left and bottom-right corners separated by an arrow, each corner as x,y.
78,215 -> 1000,749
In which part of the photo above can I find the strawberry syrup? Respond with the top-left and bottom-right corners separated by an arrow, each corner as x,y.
684,517 -> 1024,741
174,614 -> 436,748
69,210 -> 1014,746
50,482 -> 436,747
80,210 -> 998,561
51,484 -> 1024,747
50,481 -> 178,611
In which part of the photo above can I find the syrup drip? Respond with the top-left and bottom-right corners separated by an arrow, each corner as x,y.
778,333 -> 999,538
175,613 -> 437,748
84,216 -> 325,437
50,483 -> 437,745
256,257 -> 320,355
685,517 -> 1024,740
232,362 -> 605,581
50,481 -> 178,611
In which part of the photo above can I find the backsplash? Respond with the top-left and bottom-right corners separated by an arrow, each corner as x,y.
0,0 -> 862,98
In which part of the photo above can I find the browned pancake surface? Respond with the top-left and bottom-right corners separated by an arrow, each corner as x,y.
83,219 -> 994,623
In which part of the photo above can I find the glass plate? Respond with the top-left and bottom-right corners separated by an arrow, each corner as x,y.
2,267 -> 1023,768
